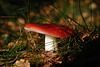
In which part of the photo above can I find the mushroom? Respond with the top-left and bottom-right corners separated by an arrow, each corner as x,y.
24,23 -> 74,52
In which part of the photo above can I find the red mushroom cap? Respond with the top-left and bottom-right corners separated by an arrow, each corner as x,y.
24,23 -> 74,38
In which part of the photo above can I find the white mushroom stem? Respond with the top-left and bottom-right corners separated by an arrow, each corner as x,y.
45,35 -> 57,52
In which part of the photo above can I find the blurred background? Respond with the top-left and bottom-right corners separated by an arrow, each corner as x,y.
0,0 -> 99,44
0,0 -> 100,66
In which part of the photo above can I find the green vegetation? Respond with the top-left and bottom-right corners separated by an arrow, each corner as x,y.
0,0 -> 100,67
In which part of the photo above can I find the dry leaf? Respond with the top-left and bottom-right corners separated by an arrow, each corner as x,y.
29,11 -> 35,18
17,18 -> 25,24
14,59 -> 30,67
7,42 -> 14,49
0,28 -> 10,34
0,40 -> 5,48
8,21 -> 19,31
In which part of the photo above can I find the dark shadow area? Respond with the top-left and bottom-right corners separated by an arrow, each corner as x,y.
61,37 -> 100,67
0,0 -> 56,16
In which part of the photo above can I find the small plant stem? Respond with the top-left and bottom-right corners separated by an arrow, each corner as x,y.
12,40 -> 19,49
73,0 -> 75,19
18,23 -> 22,36
79,0 -> 88,29
25,0 -> 30,23
28,32 -> 36,48
53,6 -> 88,30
